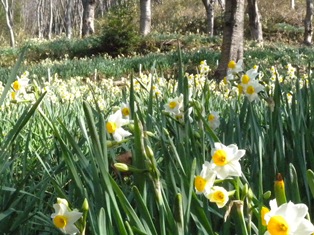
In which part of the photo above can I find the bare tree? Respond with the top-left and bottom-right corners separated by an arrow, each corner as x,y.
140,0 -> 151,36
1,0 -> 15,47
48,0 -> 53,39
36,0 -> 44,38
247,0 -> 263,43
65,0 -> 73,38
214,0 -> 245,80
202,0 -> 215,37
304,0 -> 313,45
82,0 -> 96,37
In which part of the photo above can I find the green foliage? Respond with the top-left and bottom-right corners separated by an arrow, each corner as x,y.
98,2 -> 141,57
3,43 -> 314,234
2,1 -> 314,234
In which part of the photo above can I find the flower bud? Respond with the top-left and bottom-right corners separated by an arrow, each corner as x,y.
144,131 -> 155,137
145,146 -> 154,160
114,163 -> 129,172
274,173 -> 287,206
82,198 -> 89,212
263,190 -> 272,200
241,183 -> 248,200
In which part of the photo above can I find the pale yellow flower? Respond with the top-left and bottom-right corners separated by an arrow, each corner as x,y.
207,186 -> 229,208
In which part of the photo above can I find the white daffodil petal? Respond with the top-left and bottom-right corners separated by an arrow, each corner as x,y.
215,162 -> 241,179
227,144 -> 238,154
66,211 -> 84,224
278,202 -> 308,227
113,132 -> 123,142
233,149 -> 246,161
63,224 -> 80,235
294,218 -> 314,234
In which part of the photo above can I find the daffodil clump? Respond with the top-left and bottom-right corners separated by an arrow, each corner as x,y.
263,63 -> 309,104
129,60 -> 214,102
195,142 -> 246,208
1,71 -> 124,112
221,60 -> 266,102
4,58 -> 314,234
185,60 -> 210,92
40,74 -> 122,110
131,72 -> 168,98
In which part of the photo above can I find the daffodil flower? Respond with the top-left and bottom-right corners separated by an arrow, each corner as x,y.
210,142 -> 245,179
264,200 -> 314,235
226,60 -> 243,80
164,94 -> 184,115
51,200 -> 83,235
13,75 -> 29,91
11,75 -> 30,101
208,111 -> 220,130
199,60 -> 211,74
240,67 -> 259,85
194,161 -> 216,194
106,110 -> 132,142
207,186 -> 229,208
243,80 -> 264,102
175,107 -> 193,124
120,102 -> 131,118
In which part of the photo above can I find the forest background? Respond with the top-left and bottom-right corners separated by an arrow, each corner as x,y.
0,0 -> 310,67
1,0 -> 314,235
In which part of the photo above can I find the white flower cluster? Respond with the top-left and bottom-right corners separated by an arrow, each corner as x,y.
224,60 -> 265,102
195,143 -> 246,208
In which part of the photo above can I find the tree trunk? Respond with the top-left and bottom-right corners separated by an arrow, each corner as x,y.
247,0 -> 263,43
214,0 -> 244,81
291,0 -> 295,10
81,0 -> 96,37
304,0 -> 313,45
218,0 -> 225,10
202,0 -> 215,37
1,0 -> 15,47
140,0 -> 151,36
48,0 -> 53,39
65,0 -> 73,39
37,0 -> 44,39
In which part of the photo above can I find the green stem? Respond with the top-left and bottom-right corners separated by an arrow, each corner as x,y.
235,200 -> 249,235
